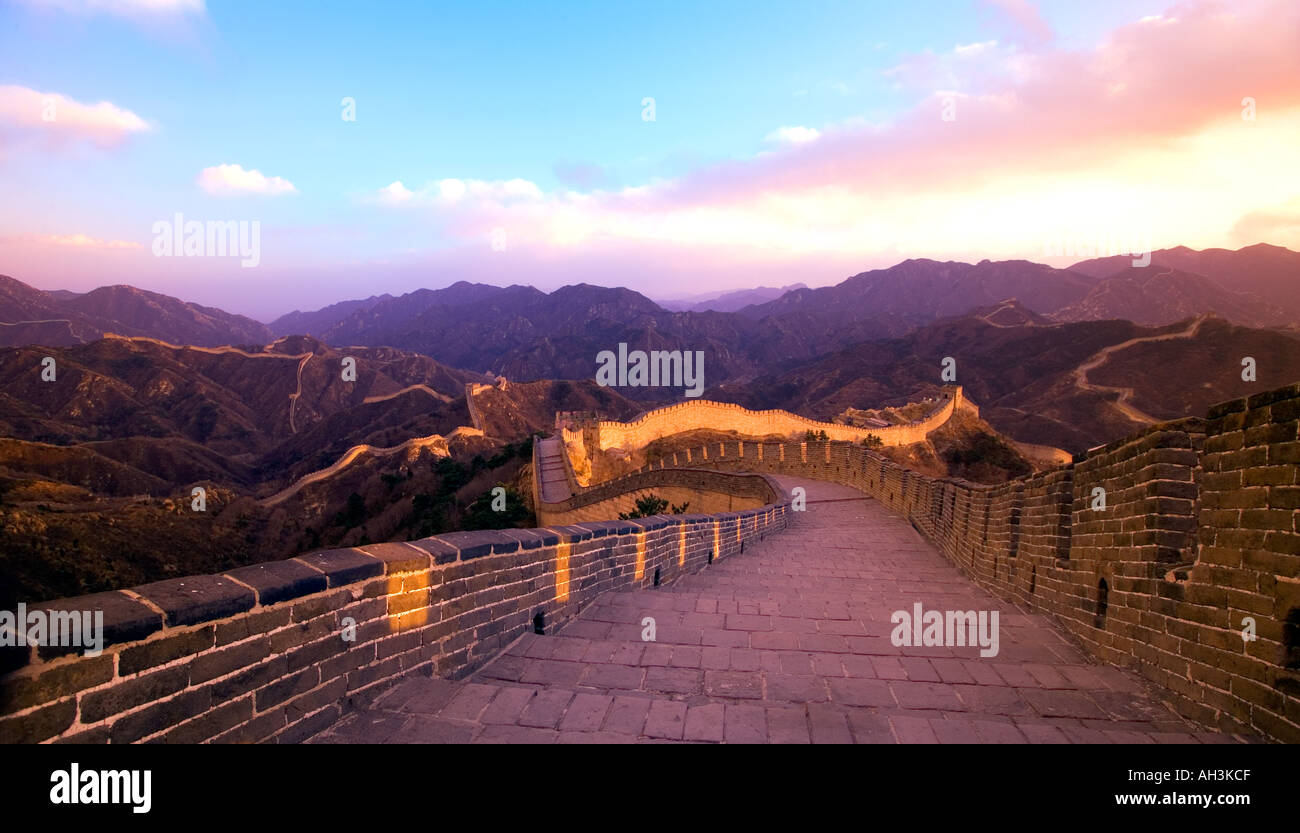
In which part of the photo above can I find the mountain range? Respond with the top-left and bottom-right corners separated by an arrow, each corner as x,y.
258,243 -> 1297,393
658,283 -> 809,312
0,276 -> 272,348
5,244 -> 1294,397
710,301 -> 1300,453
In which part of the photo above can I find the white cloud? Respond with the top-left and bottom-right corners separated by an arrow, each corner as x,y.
954,40 -> 998,56
765,125 -> 822,145
372,177 -> 543,207
377,180 -> 414,203
197,163 -> 297,196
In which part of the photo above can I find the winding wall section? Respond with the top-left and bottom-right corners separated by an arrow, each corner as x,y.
627,383 -> 1300,742
589,386 -> 975,451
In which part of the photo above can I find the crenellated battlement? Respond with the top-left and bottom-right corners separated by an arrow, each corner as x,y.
585,386 -> 975,452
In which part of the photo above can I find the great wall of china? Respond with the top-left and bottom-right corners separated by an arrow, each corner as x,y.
549,385 -> 989,491
583,385 -> 977,452
2,381 -> 1297,744
571,384 -> 1300,742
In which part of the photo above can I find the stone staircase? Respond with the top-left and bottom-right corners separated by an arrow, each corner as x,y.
535,436 -> 573,504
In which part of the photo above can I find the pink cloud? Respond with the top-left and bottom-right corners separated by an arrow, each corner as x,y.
644,0 -> 1300,210
0,85 -> 150,150
42,233 -> 141,249
334,0 -> 1299,301
1231,197 -> 1300,243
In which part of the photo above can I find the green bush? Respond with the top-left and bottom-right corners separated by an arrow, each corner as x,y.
461,485 -> 533,530
619,494 -> 690,519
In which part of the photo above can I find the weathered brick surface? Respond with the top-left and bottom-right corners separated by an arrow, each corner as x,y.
0,472 -> 789,744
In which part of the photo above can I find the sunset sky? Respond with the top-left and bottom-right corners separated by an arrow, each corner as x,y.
1,0 -> 1297,320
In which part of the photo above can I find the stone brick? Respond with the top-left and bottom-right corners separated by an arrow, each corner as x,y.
0,698 -> 76,743
0,654 -> 114,715
110,688 -> 212,744
132,575 -> 255,627
255,667 -> 321,712
224,560 -> 328,606
29,591 -> 163,660
293,549 -> 382,587
358,542 -> 431,574
119,626 -> 214,676
80,665 -> 190,723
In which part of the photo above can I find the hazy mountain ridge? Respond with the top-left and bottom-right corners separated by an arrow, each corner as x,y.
737,259 -> 1098,324
0,275 -> 274,348
1052,264 -> 1288,328
4,243 -> 1293,382
660,283 -> 809,312
268,293 -> 394,338
1067,243 -> 1300,325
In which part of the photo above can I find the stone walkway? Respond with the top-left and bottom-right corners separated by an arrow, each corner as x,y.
534,436 -> 572,503
308,478 -> 1251,744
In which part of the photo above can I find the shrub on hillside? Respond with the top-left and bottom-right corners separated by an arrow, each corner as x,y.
619,494 -> 690,519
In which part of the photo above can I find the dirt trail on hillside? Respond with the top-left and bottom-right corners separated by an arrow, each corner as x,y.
1071,314 -> 1207,425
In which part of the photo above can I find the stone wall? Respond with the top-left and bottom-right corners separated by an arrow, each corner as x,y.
628,383 -> 1300,742
0,483 -> 790,744
535,466 -> 779,526
590,386 -> 975,452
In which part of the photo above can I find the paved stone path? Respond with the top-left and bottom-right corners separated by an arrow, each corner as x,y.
309,478 -> 1251,744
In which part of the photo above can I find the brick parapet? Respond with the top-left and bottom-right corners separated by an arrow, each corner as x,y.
0,482 -> 790,744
